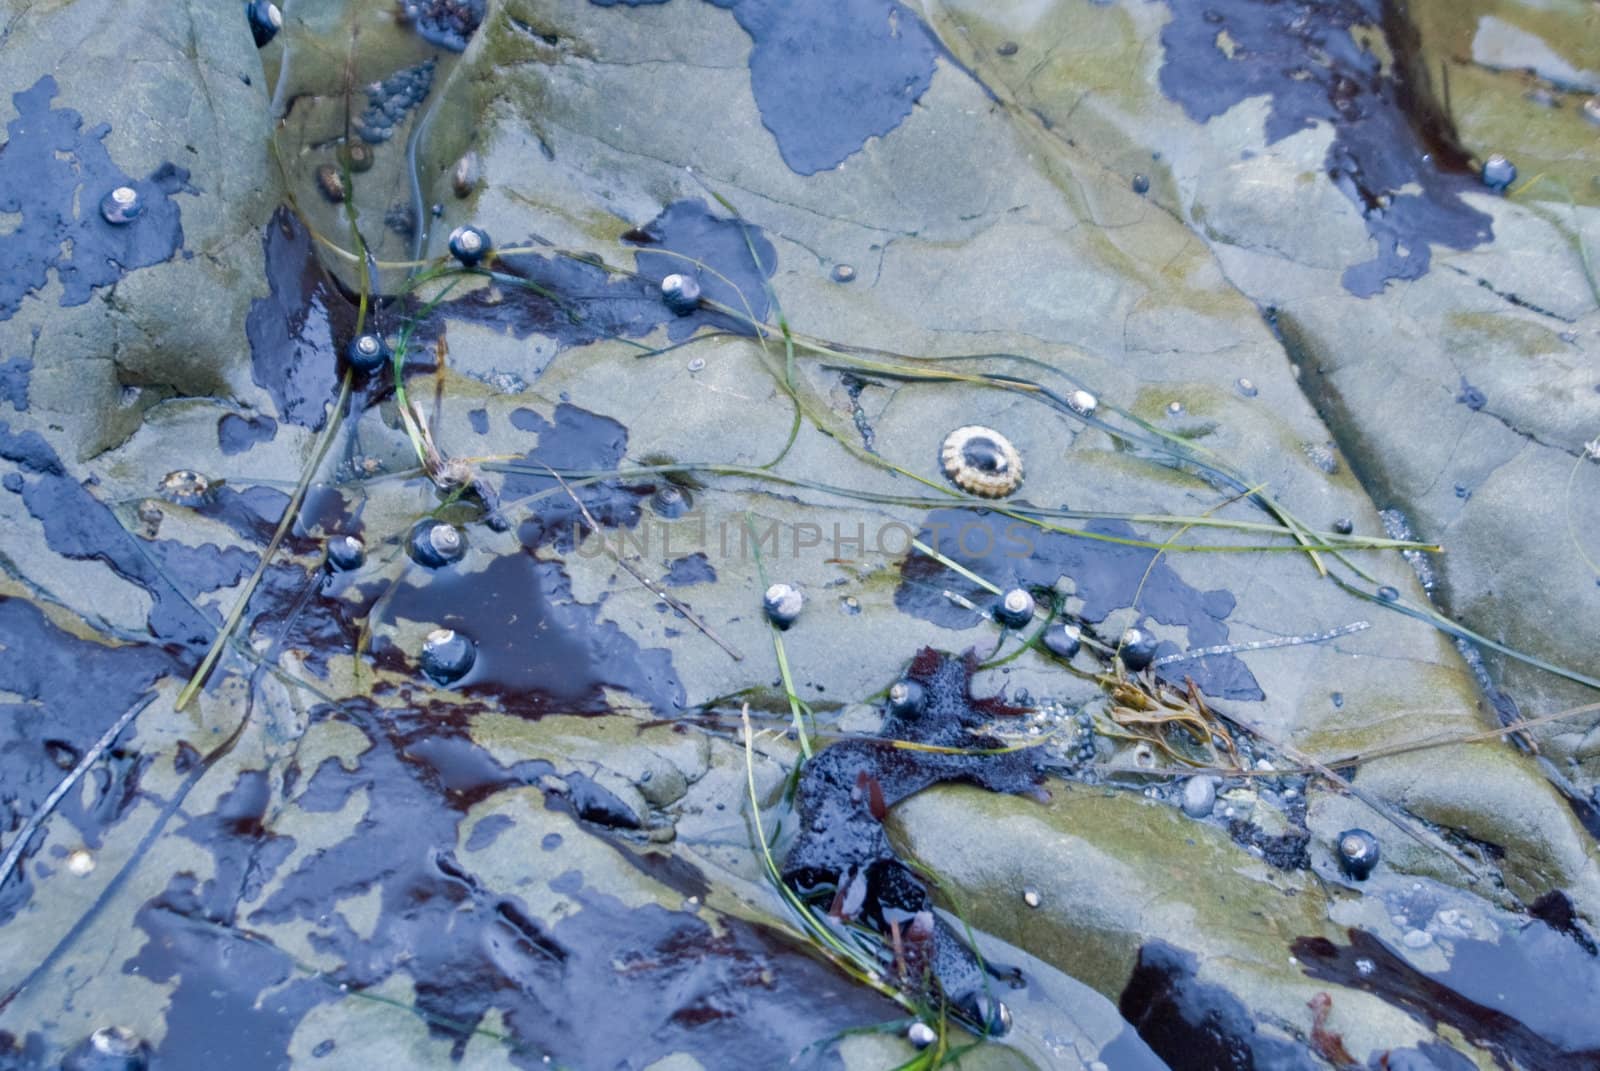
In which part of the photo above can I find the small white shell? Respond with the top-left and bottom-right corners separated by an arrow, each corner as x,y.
940,425 -> 1022,498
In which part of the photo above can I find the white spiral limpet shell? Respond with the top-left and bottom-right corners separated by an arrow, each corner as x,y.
940,426 -> 1023,498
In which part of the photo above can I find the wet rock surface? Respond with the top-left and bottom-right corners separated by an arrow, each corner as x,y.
1,0 -> 1598,1068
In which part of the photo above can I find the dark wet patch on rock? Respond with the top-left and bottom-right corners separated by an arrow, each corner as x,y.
1156,0 -> 1492,296
247,561 -> 377,679
499,402 -> 646,552
1119,940 -> 1322,1069
0,76 -> 191,322
441,199 -> 775,352
216,413 -> 279,455
0,598 -> 173,924
1294,925 -> 1600,1069
245,208 -> 353,431
664,551 -> 716,587
158,700 -> 893,1068
623,198 -> 777,341
591,1 -> 939,175
0,423 -> 222,656
0,357 -> 31,412
896,510 -> 1261,700
353,59 -> 436,144
143,539 -> 258,601
1528,890 -> 1598,957
368,400 -> 678,709
783,648 -> 1045,1028
464,812 -> 516,851
467,407 -> 489,435
378,548 -> 685,716
122,769 -> 315,1071
187,482 -> 352,554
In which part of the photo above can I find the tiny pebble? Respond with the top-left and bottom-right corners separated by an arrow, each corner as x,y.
1585,97 -> 1600,126
831,263 -> 856,283
908,1022 -> 937,1049
1402,929 -> 1433,949
67,849 -> 95,876
1332,518 -> 1354,535
687,357 -> 706,372
1022,886 -> 1041,908
1236,377 -> 1257,397
997,41 -> 1019,56
1377,585 -> 1399,601
1180,776 -> 1216,818
1132,173 -> 1150,195
1166,400 -> 1184,415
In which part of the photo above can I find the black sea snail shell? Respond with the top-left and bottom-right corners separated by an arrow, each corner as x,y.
346,332 -> 391,372
1043,622 -> 1081,659
246,0 -> 282,47
1119,626 -> 1159,672
100,186 -> 143,225
1481,153 -> 1516,192
407,519 -> 465,568
940,426 -> 1022,498
325,534 -> 365,572
1336,828 -> 1380,880
448,224 -> 491,267
994,588 -> 1035,628
420,627 -> 476,685
887,679 -> 924,716
660,273 -> 702,316
763,582 -> 803,628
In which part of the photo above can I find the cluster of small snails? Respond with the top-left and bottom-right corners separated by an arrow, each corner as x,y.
325,520 -> 480,686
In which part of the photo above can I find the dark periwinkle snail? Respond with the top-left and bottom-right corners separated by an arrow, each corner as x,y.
1043,622 -> 1081,659
660,273 -> 702,316
1336,827 -> 1380,880
246,0 -> 283,47
420,627 -> 476,685
1119,626 -> 1159,672
447,224 -> 491,267
763,582 -> 803,629
994,588 -> 1035,629
346,332 -> 391,372
325,534 -> 365,572
99,185 -> 143,225
887,679 -> 923,717
407,519 -> 465,568
1480,153 -> 1516,193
